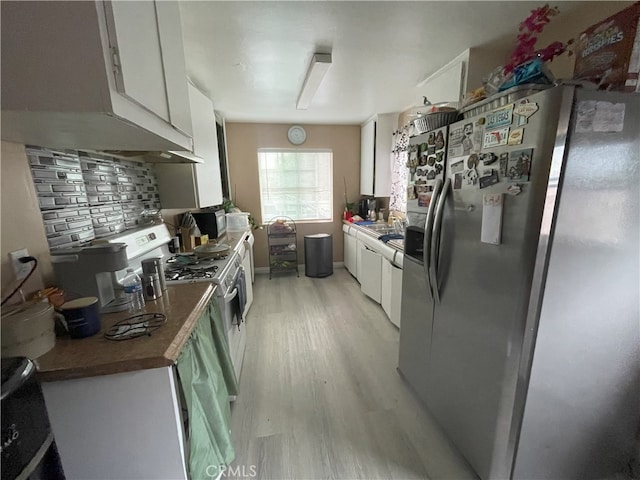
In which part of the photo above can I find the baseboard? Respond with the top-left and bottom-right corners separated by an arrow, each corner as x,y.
255,262 -> 345,276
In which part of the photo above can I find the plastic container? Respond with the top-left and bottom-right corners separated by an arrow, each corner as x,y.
123,268 -> 145,312
226,212 -> 250,232
1,302 -> 56,358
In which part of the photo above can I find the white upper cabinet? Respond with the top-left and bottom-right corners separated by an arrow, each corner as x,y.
417,47 -> 512,104
155,84 -> 223,209
1,1 -> 192,152
360,113 -> 397,196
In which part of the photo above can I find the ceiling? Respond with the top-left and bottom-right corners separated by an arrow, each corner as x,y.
179,1 -> 587,125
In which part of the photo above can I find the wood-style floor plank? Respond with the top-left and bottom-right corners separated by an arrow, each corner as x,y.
227,268 -> 478,480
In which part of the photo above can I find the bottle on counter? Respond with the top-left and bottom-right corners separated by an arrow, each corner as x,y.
123,268 -> 145,312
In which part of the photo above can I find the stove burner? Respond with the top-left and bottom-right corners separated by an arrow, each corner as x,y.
165,264 -> 219,281
104,313 -> 166,341
166,253 -> 228,267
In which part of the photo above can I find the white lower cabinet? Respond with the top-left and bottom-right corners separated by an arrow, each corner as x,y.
343,225 -> 403,326
344,232 -> 357,275
360,246 -> 382,303
382,258 -> 403,328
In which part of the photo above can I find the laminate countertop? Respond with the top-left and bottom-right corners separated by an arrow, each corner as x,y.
36,282 -> 216,383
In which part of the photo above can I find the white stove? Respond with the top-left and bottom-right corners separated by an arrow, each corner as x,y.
104,224 -> 247,386
161,240 -> 247,387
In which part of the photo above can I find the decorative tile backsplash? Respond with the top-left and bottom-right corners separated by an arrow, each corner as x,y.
27,146 -> 161,249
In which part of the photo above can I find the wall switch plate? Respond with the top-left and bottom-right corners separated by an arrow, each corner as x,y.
9,249 -> 31,281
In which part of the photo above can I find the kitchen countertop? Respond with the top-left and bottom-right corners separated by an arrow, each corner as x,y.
36,282 -> 215,382
343,220 -> 405,252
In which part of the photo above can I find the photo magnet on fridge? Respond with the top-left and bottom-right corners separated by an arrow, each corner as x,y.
507,148 -> 533,182
450,159 -> 465,174
418,193 -> 432,207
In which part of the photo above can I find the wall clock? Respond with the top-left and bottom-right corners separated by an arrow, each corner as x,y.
287,125 -> 306,145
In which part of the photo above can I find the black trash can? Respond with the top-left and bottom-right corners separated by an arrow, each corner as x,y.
304,233 -> 333,278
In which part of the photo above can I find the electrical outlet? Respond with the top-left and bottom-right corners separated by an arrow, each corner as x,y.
9,249 -> 31,281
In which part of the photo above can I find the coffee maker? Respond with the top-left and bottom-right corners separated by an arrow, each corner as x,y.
51,243 -> 130,312
358,198 -> 377,220
50,224 -> 174,313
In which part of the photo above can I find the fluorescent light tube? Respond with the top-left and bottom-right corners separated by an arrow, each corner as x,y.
296,53 -> 332,110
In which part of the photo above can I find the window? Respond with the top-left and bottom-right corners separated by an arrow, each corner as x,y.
257,149 -> 333,222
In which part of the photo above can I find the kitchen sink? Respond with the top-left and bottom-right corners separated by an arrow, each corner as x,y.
364,224 -> 396,234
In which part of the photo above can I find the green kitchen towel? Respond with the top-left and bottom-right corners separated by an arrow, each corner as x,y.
206,301 -> 239,396
176,301 -> 238,478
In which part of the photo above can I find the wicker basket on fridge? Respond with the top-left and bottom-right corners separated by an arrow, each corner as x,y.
413,110 -> 461,134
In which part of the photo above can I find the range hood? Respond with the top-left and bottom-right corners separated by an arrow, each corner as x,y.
103,150 -> 204,164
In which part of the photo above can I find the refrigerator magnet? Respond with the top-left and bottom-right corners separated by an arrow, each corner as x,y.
507,184 -> 523,196
451,159 -> 465,174
499,153 -> 509,178
463,168 -> 479,186
418,193 -> 432,208
480,152 -> 498,166
483,127 -> 510,148
453,173 -> 463,190
427,145 -> 436,155
485,104 -> 514,130
467,154 -> 480,170
448,125 -> 465,158
481,193 -> 504,245
514,100 -> 539,126
462,123 -> 475,155
507,149 -> 533,182
508,128 -> 524,145
479,169 -> 499,189
435,130 -> 445,150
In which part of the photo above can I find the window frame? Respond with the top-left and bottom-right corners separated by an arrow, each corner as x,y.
256,148 -> 334,224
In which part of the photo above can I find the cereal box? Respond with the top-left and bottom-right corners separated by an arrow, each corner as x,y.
573,2 -> 640,92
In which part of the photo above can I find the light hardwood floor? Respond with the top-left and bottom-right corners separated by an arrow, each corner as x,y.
228,268 -> 477,480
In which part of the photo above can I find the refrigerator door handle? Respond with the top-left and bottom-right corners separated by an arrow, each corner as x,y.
430,178 -> 450,304
423,178 -> 442,299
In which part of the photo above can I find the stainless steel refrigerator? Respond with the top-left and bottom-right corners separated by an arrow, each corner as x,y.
398,85 -> 640,479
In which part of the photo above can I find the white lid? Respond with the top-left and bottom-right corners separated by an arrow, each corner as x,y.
60,297 -> 98,309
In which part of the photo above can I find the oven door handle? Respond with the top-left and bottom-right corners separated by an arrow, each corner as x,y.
224,287 -> 238,303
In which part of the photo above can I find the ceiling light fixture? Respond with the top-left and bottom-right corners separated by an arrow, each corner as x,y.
296,53 -> 332,110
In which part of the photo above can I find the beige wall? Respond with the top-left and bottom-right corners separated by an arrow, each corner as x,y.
539,2 -> 633,79
1,141 -> 53,303
225,123 -> 361,269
